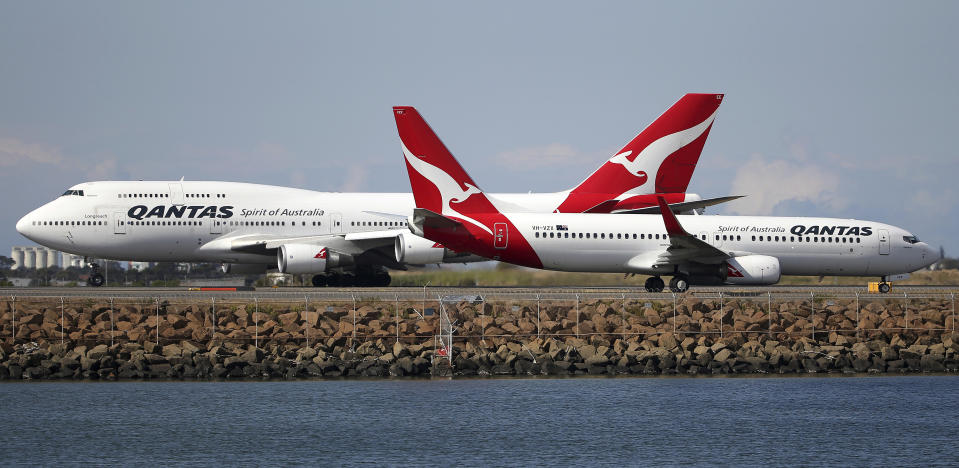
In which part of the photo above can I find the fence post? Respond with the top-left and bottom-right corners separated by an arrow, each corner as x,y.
155,297 -> 160,347
10,296 -> 15,346
536,294 -> 541,339
351,293 -> 357,349
624,293 -> 630,341
855,292 -> 861,340
810,292 -> 815,341
719,292 -> 724,339
254,297 -> 259,349
575,294 -> 580,338
480,297 -> 486,343
210,296 -> 216,344
305,295 -> 310,347
768,292 -> 772,337
903,292 -> 909,333
395,294 -> 400,344
60,297 -> 64,345
952,293 -> 956,333
109,297 -> 115,347
672,293 -> 676,334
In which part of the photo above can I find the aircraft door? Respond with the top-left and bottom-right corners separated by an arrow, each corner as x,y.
331,213 -> 343,234
494,223 -> 508,249
112,211 -> 126,234
210,218 -> 222,235
168,183 -> 185,205
878,229 -> 890,255
708,231 -> 722,248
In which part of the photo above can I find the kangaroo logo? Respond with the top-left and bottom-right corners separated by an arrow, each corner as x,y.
607,107 -> 719,197
402,143 -> 493,235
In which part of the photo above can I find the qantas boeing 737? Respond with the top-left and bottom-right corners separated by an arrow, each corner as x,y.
393,105 -> 939,293
17,94 -> 734,287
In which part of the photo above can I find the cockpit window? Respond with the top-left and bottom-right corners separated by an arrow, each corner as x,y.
60,190 -> 85,196
903,235 -> 919,244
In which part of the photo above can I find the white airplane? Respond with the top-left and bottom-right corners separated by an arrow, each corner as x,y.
393,105 -> 940,294
16,94 -> 734,287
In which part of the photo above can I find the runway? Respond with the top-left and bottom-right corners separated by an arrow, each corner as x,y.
2,285 -> 957,300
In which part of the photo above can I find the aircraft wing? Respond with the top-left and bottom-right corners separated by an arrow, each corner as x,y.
652,197 -> 730,266
218,230 -> 401,256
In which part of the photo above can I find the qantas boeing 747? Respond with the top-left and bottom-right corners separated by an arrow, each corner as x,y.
17,94 -> 734,287
393,105 -> 939,293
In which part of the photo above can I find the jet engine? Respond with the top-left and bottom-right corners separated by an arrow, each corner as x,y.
394,232 -> 447,264
723,255 -> 781,285
277,244 -> 352,274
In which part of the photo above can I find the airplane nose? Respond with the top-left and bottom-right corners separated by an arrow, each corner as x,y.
16,210 -> 39,242
16,214 -> 29,236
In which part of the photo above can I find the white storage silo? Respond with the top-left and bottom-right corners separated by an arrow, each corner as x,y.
11,247 -> 25,270
45,249 -> 59,268
34,248 -> 47,269
23,248 -> 37,269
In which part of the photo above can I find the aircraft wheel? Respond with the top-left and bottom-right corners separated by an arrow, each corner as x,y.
311,274 -> 327,287
354,273 -> 372,287
374,272 -> 391,287
339,273 -> 356,287
326,272 -> 341,287
645,276 -> 665,293
878,282 -> 890,294
87,273 -> 104,287
669,276 -> 689,293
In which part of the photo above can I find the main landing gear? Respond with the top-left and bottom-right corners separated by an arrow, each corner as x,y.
669,275 -> 690,293
311,270 -> 391,288
644,275 -> 690,293
86,258 -> 104,287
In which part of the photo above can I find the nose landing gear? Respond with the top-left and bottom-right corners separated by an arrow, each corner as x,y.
878,276 -> 891,294
85,257 -> 104,287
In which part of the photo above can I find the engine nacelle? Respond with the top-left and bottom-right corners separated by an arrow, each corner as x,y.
394,232 -> 447,264
724,255 -> 781,285
277,244 -> 352,274
221,263 -> 271,274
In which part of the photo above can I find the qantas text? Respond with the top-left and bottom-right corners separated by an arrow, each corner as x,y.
127,205 -> 234,220
790,225 -> 873,236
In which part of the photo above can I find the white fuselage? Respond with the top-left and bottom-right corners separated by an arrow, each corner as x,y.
505,212 -> 936,277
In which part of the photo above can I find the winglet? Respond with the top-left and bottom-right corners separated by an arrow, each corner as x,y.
657,196 -> 688,236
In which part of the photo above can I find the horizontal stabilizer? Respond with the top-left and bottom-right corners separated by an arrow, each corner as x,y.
615,195 -> 744,214
412,207 -> 463,231
582,199 -> 620,214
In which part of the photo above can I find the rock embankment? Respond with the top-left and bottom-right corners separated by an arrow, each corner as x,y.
0,295 -> 956,379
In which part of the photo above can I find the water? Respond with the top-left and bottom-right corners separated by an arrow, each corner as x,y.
1,376 -> 957,467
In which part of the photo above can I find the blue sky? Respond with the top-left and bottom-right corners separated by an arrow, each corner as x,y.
2,2 -> 957,258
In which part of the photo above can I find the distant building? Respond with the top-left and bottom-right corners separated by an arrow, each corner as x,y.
10,246 -> 63,269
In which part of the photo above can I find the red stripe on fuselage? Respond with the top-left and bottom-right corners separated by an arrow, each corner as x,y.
424,212 -> 543,269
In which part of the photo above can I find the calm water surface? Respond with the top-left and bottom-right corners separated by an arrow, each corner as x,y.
1,376 -> 957,467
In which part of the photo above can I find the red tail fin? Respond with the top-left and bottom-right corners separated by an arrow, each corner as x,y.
556,93 -> 723,212
394,106 -> 500,227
